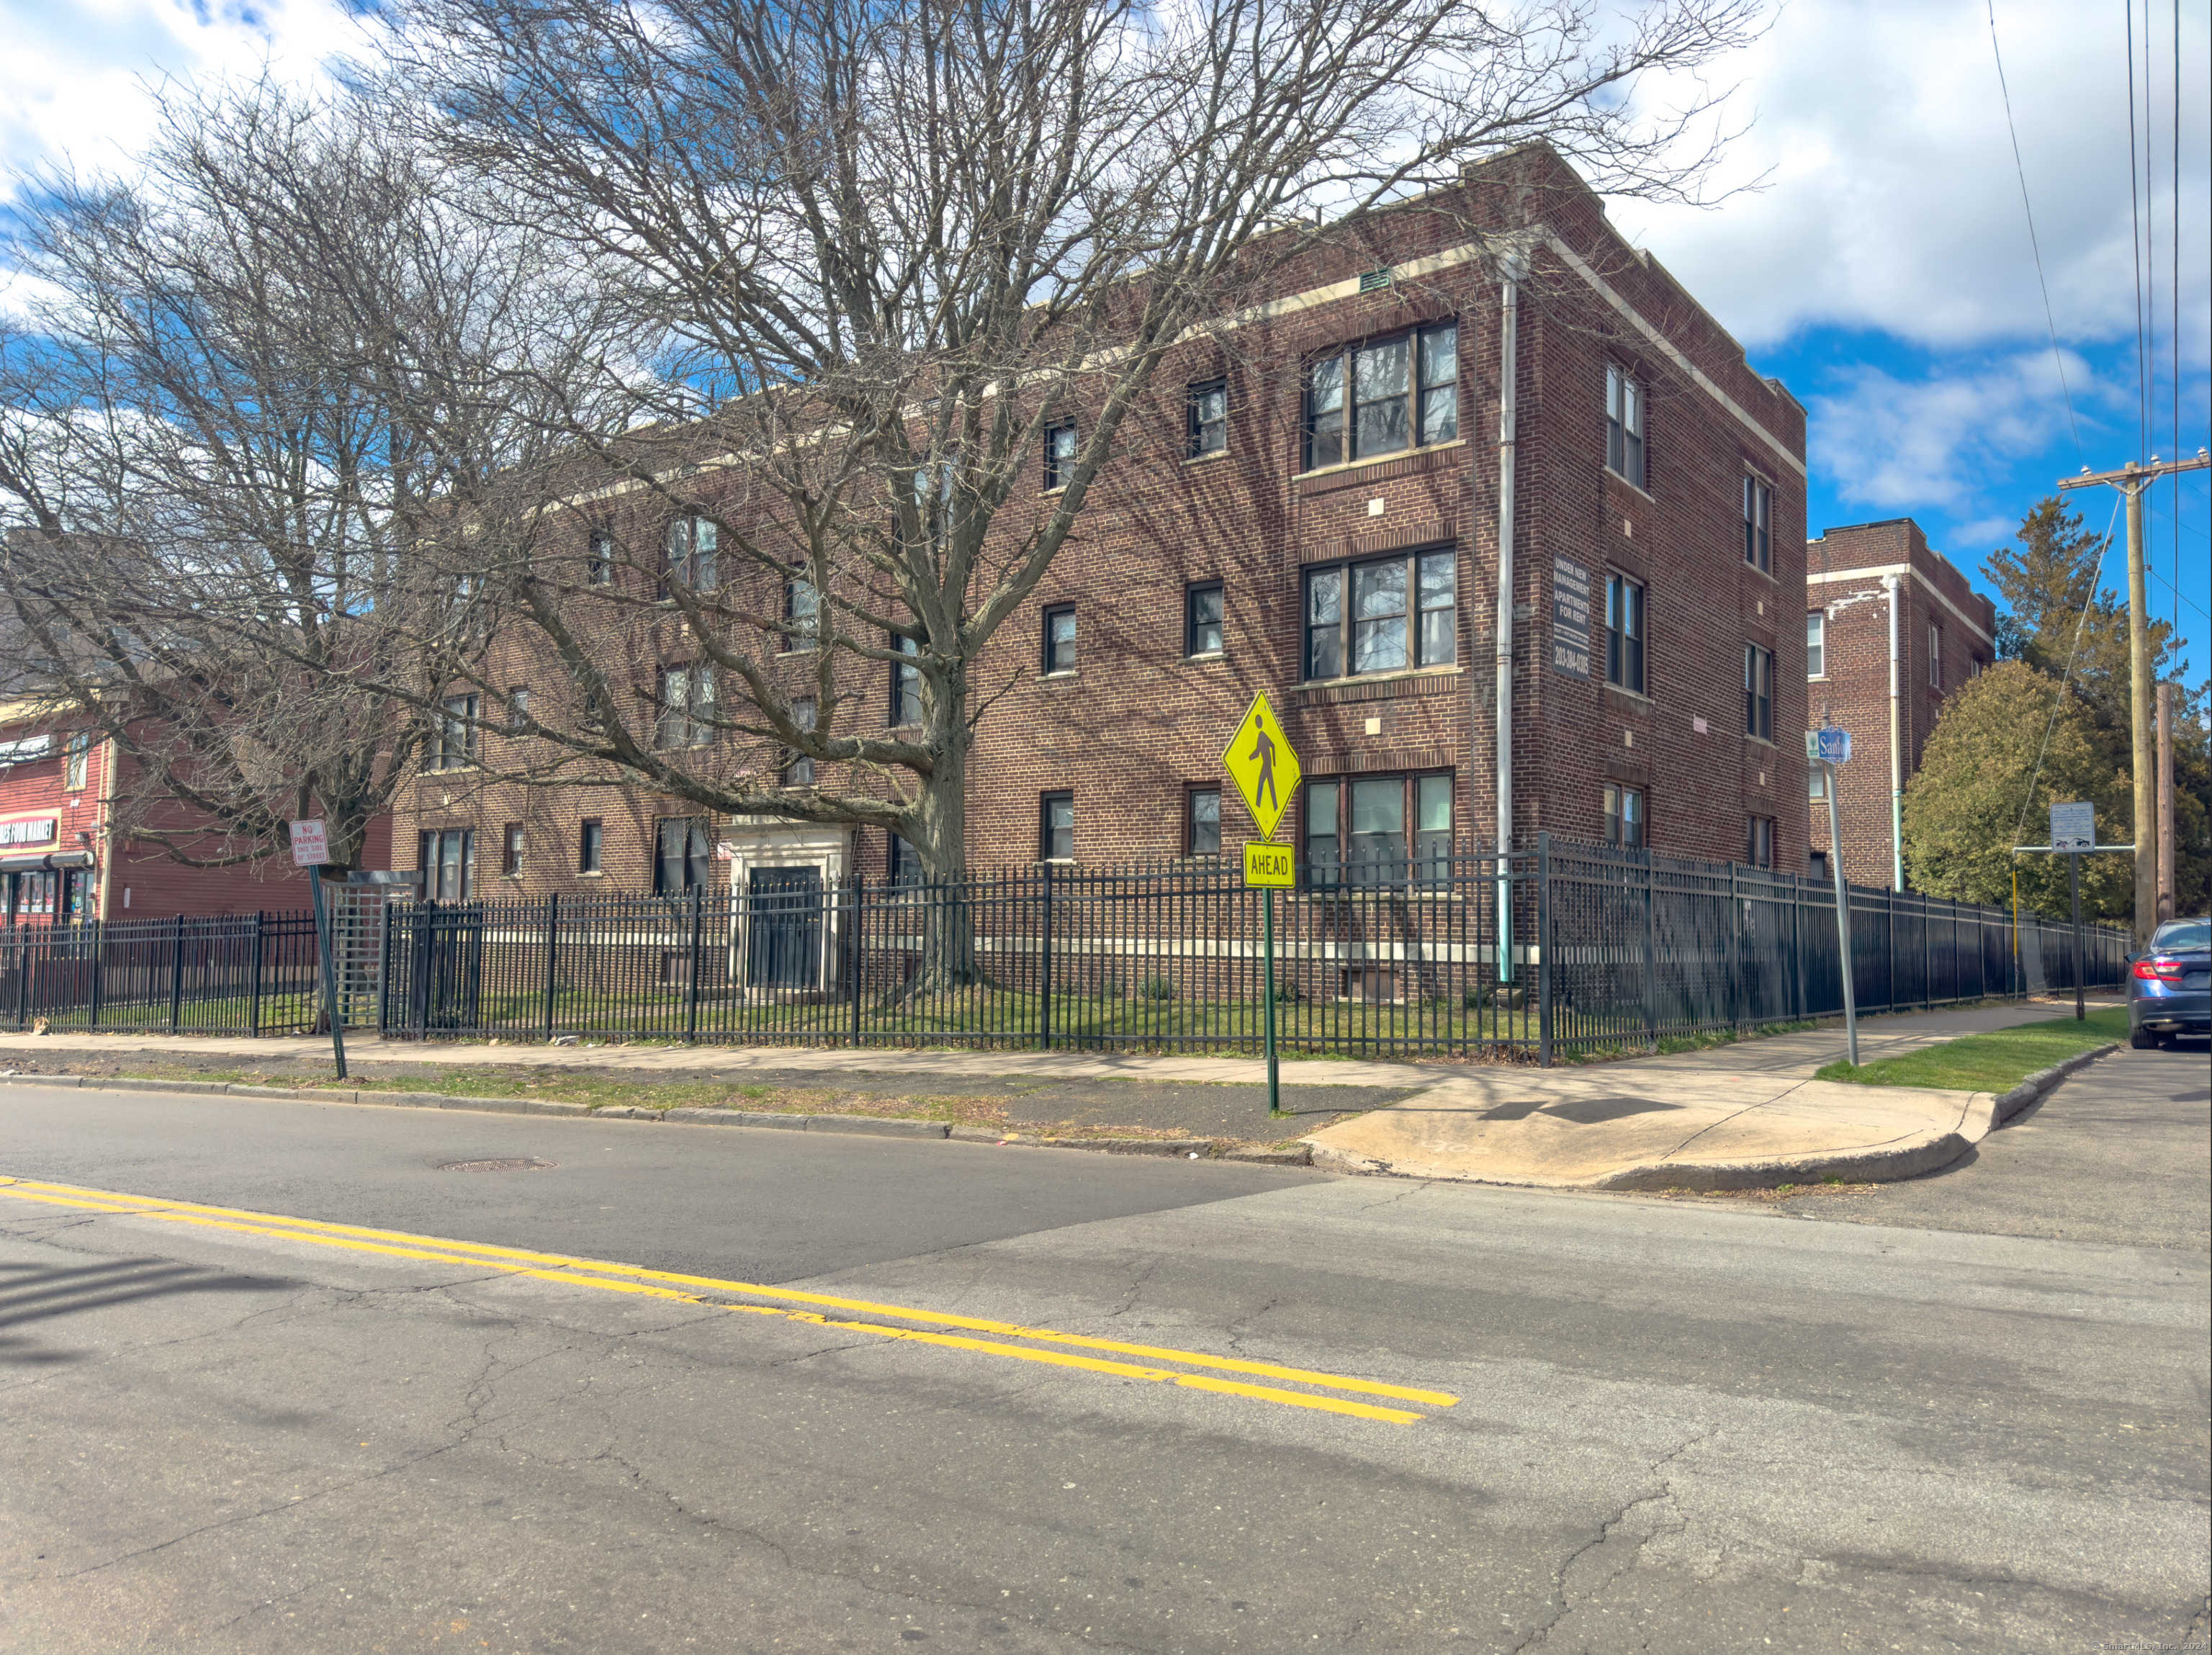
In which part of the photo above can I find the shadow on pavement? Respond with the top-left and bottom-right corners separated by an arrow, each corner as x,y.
0,1257 -> 295,1366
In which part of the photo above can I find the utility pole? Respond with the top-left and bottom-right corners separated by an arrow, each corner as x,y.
2058,449 -> 2209,949
2155,681 -> 2176,926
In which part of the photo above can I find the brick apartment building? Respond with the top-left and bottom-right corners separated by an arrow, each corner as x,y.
400,145 -> 1810,911
1805,518 -> 1996,889
0,697 -> 387,923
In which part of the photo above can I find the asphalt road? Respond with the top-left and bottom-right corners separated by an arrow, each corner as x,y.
1,1062 -> 2205,1654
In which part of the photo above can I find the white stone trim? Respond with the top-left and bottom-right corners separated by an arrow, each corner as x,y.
719,820 -> 850,998
1806,563 -> 1995,647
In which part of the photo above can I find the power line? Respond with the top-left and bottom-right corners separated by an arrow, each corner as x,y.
1986,1 -> 2085,459
2170,0 -> 2180,636
2125,0 -> 2148,480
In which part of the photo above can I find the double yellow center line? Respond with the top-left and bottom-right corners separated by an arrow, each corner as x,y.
0,1176 -> 1457,1425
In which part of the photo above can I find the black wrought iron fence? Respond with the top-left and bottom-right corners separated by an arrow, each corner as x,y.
0,911 -> 323,1037
377,836 -> 2128,1060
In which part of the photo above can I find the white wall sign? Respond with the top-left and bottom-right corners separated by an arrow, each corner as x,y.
0,817 -> 57,847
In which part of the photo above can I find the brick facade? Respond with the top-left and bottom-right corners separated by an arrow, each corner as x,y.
398,146 -> 1812,900
0,703 -> 392,921
1804,518 -> 1997,889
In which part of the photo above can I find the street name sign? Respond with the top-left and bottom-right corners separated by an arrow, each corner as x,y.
1805,727 -> 1852,765
2049,801 -> 2095,852
289,819 -> 331,867
1221,692 -> 1301,841
1243,842 -> 1295,888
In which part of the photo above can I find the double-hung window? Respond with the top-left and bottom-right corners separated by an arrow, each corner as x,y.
502,823 -> 526,877
431,693 -> 480,770
585,531 -> 613,586
1302,774 -> 1452,887
1303,551 -> 1455,680
1040,792 -> 1075,860
887,834 -> 922,888
665,516 -> 718,592
1043,421 -> 1077,490
784,574 -> 819,651
1743,644 -> 1773,741
63,732 -> 91,791
1604,784 -> 1645,850
1606,365 -> 1646,490
1303,323 -> 1457,470
1188,379 -> 1226,456
655,665 -> 714,750
1806,610 -> 1825,678
1745,816 -> 1774,870
578,819 -> 603,874
1187,788 -> 1221,857
653,818 -> 710,895
783,699 -> 817,787
1743,477 -> 1771,572
505,687 -> 531,733
889,635 -> 923,726
1928,624 -> 1942,690
421,828 -> 474,901
1043,605 -> 1076,675
1185,582 -> 1224,657
1605,575 -> 1646,694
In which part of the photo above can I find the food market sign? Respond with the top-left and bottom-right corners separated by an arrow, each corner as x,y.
0,818 -> 57,847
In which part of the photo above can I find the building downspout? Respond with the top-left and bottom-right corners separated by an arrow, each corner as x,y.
1883,572 -> 1904,890
1494,252 -> 1521,983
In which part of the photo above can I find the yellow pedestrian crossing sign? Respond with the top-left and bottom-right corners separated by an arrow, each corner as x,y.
1222,691 -> 1301,841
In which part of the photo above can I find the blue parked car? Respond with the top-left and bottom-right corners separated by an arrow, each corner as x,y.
2128,917 -> 2211,1049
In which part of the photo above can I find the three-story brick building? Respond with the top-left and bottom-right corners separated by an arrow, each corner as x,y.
1804,518 -> 1996,890
400,145 -> 1811,905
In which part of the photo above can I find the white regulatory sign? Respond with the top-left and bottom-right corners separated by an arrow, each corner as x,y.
2048,801 -> 2095,853
288,819 -> 331,867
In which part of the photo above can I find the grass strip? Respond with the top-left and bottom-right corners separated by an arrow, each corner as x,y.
1815,1007 -> 2127,1092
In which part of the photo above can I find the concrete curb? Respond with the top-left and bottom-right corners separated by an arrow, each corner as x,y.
1992,1043 -> 2120,1125
1303,1042 -> 2125,1191
0,1073 -> 1321,1160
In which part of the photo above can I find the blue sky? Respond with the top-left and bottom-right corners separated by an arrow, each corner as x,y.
3,0 -> 2207,681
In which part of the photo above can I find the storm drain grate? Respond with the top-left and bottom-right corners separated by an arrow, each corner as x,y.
436,1158 -> 559,1173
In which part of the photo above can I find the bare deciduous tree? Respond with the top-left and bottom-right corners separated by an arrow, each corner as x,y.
379,0 -> 1764,921
0,84 -> 613,880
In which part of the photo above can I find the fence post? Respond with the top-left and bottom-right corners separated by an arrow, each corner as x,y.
377,899 -> 395,1034
168,915 -> 185,1034
1039,863 -> 1056,1052
542,890 -> 561,1042
88,917 -> 104,1030
1536,833 -> 1552,1067
1642,846 -> 1658,1045
7,932 -> 19,1032
250,912 -> 265,1037
685,885 -> 704,1043
1882,888 -> 1896,1016
1726,861 -> 1743,1030
848,876 -> 865,1047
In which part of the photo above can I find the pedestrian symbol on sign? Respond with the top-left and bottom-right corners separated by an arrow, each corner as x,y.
1220,692 -> 1302,842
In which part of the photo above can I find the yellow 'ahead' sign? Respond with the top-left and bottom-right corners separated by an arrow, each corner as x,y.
1243,842 -> 1295,888
1221,691 -> 1301,841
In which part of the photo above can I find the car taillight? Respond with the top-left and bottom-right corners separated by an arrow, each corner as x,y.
2133,959 -> 2184,981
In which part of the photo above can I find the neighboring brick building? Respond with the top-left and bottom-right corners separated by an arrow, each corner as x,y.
1805,518 -> 1997,890
399,145 -> 1810,911
0,698 -> 390,922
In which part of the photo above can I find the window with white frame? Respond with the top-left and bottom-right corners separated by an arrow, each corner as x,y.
1605,364 -> 1646,490
1928,623 -> 1941,689
889,635 -> 923,726
63,732 -> 91,791
784,573 -> 820,651
1303,551 -> 1455,680
1303,323 -> 1457,470
1043,421 -> 1077,490
783,699 -> 817,787
1806,610 -> 1825,678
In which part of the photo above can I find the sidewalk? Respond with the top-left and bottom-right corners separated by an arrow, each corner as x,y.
1303,998 -> 2123,1190
0,998 -> 2118,1185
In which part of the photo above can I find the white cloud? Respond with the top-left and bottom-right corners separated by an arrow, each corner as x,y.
1609,0 -> 2211,357
1807,347 -> 2113,511
0,0 -> 364,200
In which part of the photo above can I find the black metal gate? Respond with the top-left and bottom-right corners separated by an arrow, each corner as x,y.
405,902 -> 486,1031
746,867 -> 823,990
